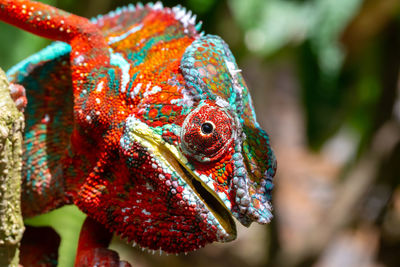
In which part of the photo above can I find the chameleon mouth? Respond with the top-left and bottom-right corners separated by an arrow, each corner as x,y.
123,116 -> 236,240
157,145 -> 237,240
178,161 -> 236,239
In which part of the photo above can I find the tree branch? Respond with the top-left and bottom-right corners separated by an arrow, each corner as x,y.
0,68 -> 24,266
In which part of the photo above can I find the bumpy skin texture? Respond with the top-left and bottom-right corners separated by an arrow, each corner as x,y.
1,0 -> 276,259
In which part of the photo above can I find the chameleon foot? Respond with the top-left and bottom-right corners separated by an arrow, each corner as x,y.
9,83 -> 27,111
75,217 -> 131,267
75,248 -> 131,267
20,226 -> 60,267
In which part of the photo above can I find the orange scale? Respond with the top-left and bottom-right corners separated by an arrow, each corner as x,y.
225,164 -> 232,174
202,52 -> 210,59
172,103 -> 182,112
157,92 -> 170,102
165,84 -> 177,92
244,117 -> 252,125
148,108 -> 158,119
252,169 -> 262,178
160,105 -> 172,116
209,58 -> 218,66
211,52 -> 219,58
151,121 -> 164,127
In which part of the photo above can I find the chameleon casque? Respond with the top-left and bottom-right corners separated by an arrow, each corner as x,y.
0,0 -> 276,265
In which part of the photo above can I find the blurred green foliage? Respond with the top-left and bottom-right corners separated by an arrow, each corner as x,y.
230,0 -> 364,149
24,206 -> 86,267
230,0 -> 399,150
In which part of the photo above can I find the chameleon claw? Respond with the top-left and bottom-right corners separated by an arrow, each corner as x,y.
9,83 -> 27,111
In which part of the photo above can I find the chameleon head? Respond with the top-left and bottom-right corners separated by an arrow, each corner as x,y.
86,34 -> 277,253
177,34 -> 277,227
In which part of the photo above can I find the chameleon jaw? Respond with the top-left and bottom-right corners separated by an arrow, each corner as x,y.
122,115 -> 237,243
159,145 -> 237,241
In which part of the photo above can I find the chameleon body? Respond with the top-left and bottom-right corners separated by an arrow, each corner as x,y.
0,0 -> 276,259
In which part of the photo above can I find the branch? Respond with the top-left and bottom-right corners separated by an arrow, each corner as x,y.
0,68 -> 25,266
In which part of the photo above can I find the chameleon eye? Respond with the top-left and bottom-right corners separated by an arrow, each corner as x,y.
181,103 -> 235,161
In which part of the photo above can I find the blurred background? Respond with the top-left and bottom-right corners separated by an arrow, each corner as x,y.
1,0 -> 400,266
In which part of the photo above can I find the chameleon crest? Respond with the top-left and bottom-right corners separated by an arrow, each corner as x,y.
1,0 -> 276,256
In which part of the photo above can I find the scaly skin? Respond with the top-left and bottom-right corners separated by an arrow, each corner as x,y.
0,0 -> 277,263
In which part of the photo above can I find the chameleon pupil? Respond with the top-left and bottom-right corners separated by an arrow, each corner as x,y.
201,122 -> 214,134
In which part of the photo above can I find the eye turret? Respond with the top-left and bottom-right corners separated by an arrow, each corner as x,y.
180,103 -> 235,162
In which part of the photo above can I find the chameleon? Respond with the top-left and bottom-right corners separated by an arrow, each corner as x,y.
0,0 -> 276,265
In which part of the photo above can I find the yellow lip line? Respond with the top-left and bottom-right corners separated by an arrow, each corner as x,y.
157,144 -> 236,238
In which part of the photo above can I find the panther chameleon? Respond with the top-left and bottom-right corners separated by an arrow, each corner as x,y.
0,0 -> 276,265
